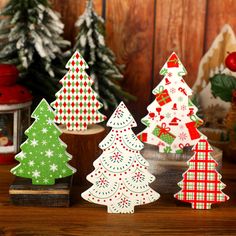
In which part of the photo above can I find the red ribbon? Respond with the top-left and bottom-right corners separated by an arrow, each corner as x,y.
179,143 -> 190,149
158,123 -> 170,137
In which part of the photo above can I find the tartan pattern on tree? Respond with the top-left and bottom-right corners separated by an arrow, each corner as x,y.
51,50 -> 106,130
174,139 -> 229,209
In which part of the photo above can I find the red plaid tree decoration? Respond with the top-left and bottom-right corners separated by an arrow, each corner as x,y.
51,50 -> 106,131
174,139 -> 229,209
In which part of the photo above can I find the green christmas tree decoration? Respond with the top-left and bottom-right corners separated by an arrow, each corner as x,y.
0,0 -> 70,101
74,0 -> 135,110
11,99 -> 76,185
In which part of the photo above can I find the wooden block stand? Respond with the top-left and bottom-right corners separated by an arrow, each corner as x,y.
143,144 -> 223,194
9,176 -> 72,207
60,124 -> 106,186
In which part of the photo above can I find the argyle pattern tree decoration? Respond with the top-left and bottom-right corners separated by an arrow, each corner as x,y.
174,139 -> 229,209
138,52 -> 204,153
11,99 -> 76,185
51,50 -> 106,131
81,102 -> 160,213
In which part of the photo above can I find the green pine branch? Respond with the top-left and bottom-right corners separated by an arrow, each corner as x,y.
74,0 -> 135,110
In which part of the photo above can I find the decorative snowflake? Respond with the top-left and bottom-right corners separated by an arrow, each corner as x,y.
165,113 -> 171,119
33,115 -> 39,120
28,160 -> 35,166
170,88 -> 176,94
167,72 -> 172,77
97,177 -> 109,187
50,164 -> 58,172
132,172 -> 145,182
32,170 -> 40,178
42,128 -> 48,133
181,105 -> 187,111
30,139 -> 38,147
42,140 -> 47,145
45,149 -> 53,158
118,197 -> 131,208
178,132 -> 187,141
47,119 -> 54,125
111,152 -> 122,162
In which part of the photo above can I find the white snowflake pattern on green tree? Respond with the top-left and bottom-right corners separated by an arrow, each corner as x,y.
11,99 -> 76,185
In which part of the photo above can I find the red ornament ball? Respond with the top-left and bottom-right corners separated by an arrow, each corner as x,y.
225,52 -> 236,72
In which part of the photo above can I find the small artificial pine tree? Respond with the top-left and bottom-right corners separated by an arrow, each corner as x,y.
11,99 -> 76,185
0,0 -> 70,101
174,139 -> 229,209
82,102 -> 160,213
74,0 -> 134,110
51,50 -> 106,131
138,52 -> 204,154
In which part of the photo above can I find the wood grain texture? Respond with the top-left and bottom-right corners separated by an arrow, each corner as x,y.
60,124 -> 106,185
205,0 -> 236,51
51,0 -> 102,43
154,0 -> 206,88
9,177 -> 72,207
105,0 -> 155,124
0,162 -> 235,235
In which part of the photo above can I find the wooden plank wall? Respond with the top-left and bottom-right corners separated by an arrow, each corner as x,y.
0,0 -> 235,122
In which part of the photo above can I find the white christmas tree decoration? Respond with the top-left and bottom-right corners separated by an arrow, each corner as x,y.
138,52 -> 204,154
82,102 -> 160,213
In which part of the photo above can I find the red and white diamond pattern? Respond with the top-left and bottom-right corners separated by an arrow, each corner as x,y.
52,51 -> 106,131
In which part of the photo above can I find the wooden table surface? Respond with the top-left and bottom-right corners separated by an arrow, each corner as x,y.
0,162 -> 235,236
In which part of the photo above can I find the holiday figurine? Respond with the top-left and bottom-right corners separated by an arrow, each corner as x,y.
11,99 -> 76,185
82,102 -> 160,213
138,52 -> 204,153
174,139 -> 229,209
51,50 -> 106,131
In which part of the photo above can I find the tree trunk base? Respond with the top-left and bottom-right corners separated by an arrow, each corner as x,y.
60,124 -> 106,186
